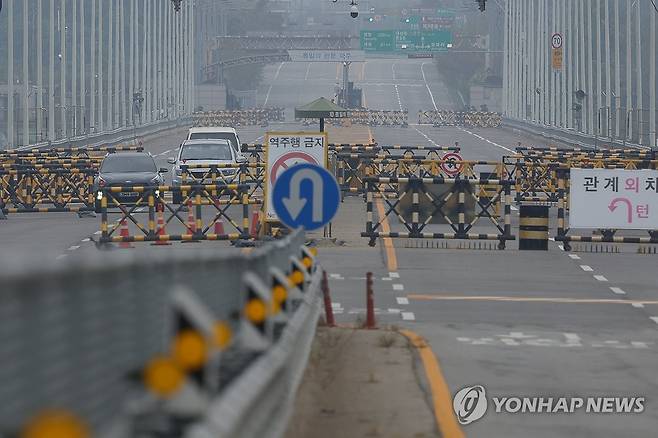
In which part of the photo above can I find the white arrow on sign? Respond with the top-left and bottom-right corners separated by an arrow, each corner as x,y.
282,168 -> 323,221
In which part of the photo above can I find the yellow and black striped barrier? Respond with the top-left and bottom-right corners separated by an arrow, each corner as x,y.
362,176 -> 515,249
519,205 -> 549,250
98,183 -> 253,244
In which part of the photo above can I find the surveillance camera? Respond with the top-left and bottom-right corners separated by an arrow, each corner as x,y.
350,5 -> 359,18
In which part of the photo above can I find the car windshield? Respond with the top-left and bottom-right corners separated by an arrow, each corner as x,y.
180,143 -> 233,161
189,132 -> 239,150
100,156 -> 157,173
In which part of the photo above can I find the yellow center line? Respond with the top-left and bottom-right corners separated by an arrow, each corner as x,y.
408,294 -> 658,305
399,329 -> 465,438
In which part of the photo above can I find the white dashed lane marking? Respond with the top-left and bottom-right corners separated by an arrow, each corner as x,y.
396,297 -> 409,305
401,312 -> 416,321
594,275 -> 609,282
393,284 -> 405,291
55,254 -> 67,260
389,272 -> 400,278
610,287 -> 626,295
650,317 -> 658,325
580,265 -> 593,272
568,254 -> 581,260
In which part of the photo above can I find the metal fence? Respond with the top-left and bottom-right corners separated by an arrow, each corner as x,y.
0,230 -> 320,437
0,0 -> 196,149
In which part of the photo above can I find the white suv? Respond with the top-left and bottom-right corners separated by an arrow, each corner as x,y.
168,139 -> 247,204
186,127 -> 242,154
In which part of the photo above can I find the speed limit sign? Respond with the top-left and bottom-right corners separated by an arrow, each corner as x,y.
551,33 -> 563,49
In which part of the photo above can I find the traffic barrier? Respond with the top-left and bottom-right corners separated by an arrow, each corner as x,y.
97,183 -> 253,244
418,110 -> 502,128
179,163 -> 264,202
0,167 -> 96,213
1,230 -> 318,437
152,204 -> 172,246
362,176 -> 515,249
0,143 -> 143,159
519,205 -> 549,250
192,108 -> 285,127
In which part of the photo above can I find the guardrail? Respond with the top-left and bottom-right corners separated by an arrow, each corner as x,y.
0,230 -> 320,438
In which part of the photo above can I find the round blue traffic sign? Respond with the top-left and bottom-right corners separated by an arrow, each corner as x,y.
272,163 -> 340,231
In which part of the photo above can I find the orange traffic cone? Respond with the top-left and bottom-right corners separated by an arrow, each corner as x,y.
119,219 -> 133,248
152,205 -> 171,246
187,200 -> 196,234
214,218 -> 225,237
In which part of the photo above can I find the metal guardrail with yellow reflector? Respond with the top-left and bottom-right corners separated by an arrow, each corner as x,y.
0,230 -> 321,438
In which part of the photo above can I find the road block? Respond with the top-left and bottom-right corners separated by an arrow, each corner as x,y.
98,183 -> 252,244
519,205 -> 549,250
362,176 -> 515,249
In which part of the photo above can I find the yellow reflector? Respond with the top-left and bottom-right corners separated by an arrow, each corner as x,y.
244,298 -> 267,323
22,410 -> 89,438
302,257 -> 313,268
172,330 -> 208,371
212,322 -> 232,349
272,285 -> 287,303
144,356 -> 184,397
290,270 -> 304,285
309,247 -> 318,256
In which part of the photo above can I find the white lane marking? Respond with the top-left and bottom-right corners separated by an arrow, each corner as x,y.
401,312 -> 416,321
558,245 -> 565,251
329,273 -> 344,280
67,245 -> 80,251
420,62 -> 438,111
304,62 -> 311,81
393,284 -> 405,291
349,276 -> 367,281
580,265 -> 593,272
396,297 -> 409,305
510,205 -> 519,211
594,275 -> 608,282
631,342 -> 650,349
381,277 -> 392,281
458,127 -> 515,153
331,302 -> 343,309
388,308 -> 401,314
263,62 -> 285,107
568,254 -> 581,260
650,317 -> 658,325
389,272 -> 400,278
412,125 -> 442,147
94,230 -> 102,235
610,287 -> 626,295
81,238 -> 90,242
632,303 -> 645,308
55,254 -> 67,260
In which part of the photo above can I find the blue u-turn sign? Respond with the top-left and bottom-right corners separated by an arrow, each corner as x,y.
272,163 -> 340,231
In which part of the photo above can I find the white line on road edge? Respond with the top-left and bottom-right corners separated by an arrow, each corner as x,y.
412,125 -> 442,147
389,272 -> 400,278
81,238 -> 90,242
401,312 -> 416,321
580,265 -> 594,272
396,297 -> 409,305
67,245 -> 80,251
381,277 -> 392,281
388,308 -> 401,313
610,287 -> 626,295
393,284 -> 405,291
650,317 -> 658,325
329,273 -> 344,280
458,127 -> 515,153
594,275 -> 609,282
568,254 -> 581,259
420,62 -> 438,111
263,62 -> 285,107
632,303 -> 645,308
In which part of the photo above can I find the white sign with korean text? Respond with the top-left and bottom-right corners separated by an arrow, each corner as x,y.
288,50 -> 366,63
265,132 -> 328,222
569,169 -> 658,229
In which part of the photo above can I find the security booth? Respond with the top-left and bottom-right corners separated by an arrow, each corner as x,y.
294,97 -> 351,133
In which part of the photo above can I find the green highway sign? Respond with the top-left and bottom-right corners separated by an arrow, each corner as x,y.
360,31 -> 395,52
361,30 -> 452,53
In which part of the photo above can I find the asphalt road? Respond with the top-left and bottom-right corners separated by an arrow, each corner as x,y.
3,57 -> 657,438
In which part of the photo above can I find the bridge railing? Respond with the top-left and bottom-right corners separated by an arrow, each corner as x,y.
0,230 -> 319,438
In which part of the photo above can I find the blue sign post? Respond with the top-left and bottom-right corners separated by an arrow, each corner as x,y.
272,164 -> 340,231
